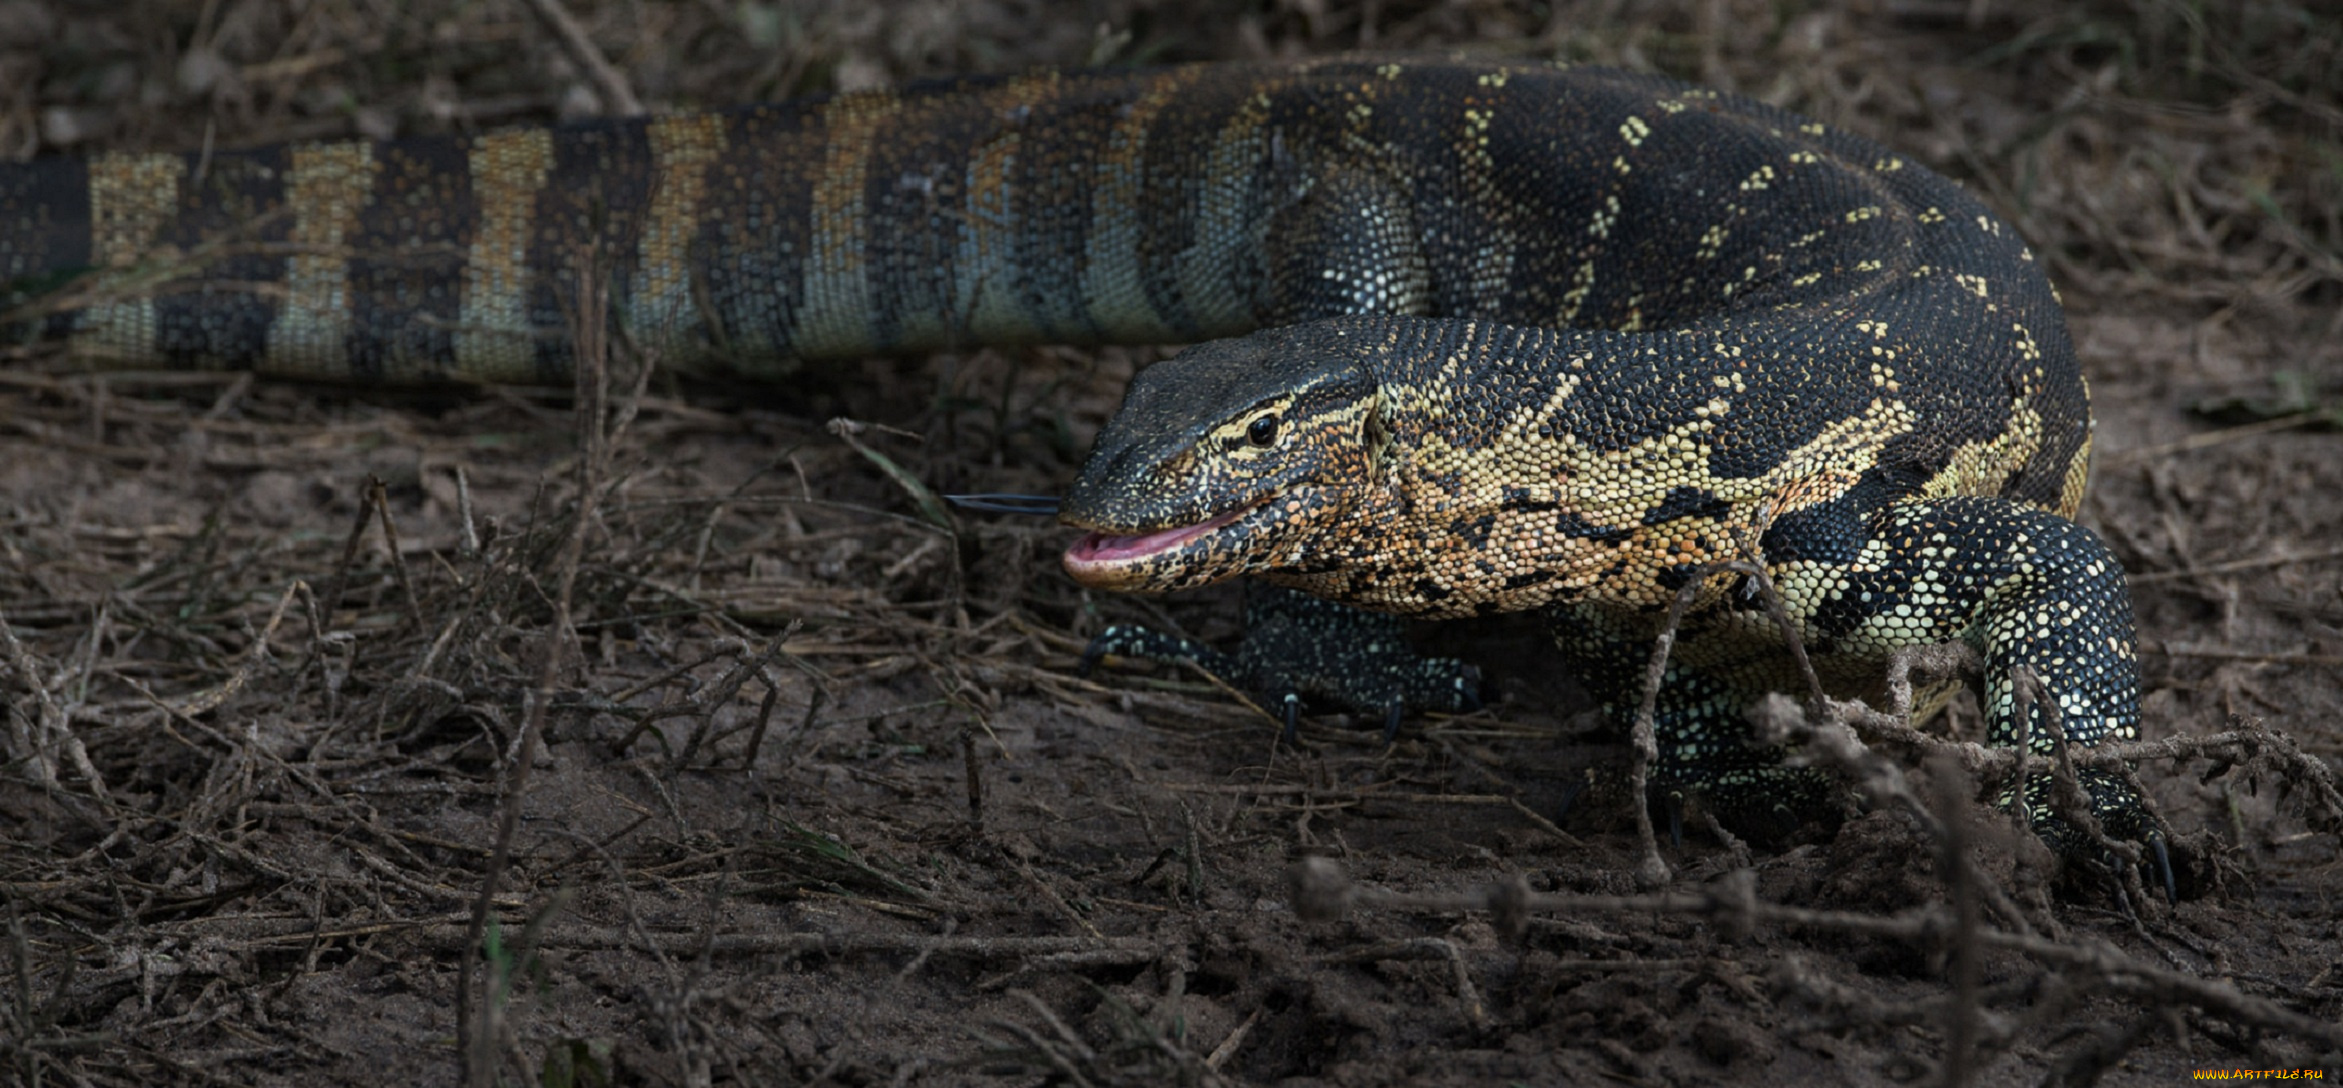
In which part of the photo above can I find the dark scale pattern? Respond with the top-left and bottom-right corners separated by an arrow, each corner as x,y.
1064,310 -> 2143,853
1546,495 -> 2140,844
343,135 -> 473,380
1081,584 -> 1479,744
0,58 -> 2139,855
0,157 -> 89,292
534,119 -> 656,385
703,105 -> 820,369
149,148 -> 285,368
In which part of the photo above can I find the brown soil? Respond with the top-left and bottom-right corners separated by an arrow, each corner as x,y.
2,1 -> 2340,1085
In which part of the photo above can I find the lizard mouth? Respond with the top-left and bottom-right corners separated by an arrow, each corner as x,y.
1061,504 -> 1254,588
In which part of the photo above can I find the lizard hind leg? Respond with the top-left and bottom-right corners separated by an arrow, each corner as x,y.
1547,603 -> 1850,845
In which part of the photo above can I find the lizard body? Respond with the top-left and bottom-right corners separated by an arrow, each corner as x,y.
4,59 -> 2063,401
0,56 -> 2144,851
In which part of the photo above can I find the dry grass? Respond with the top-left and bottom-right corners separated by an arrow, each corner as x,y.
1,0 -> 2340,1084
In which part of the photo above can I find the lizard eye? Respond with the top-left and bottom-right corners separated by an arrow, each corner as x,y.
1246,413 -> 1281,447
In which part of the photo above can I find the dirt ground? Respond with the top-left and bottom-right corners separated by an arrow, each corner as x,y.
2,1 -> 2341,1084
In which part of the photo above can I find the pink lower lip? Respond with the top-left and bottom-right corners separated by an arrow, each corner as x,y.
1064,506 -> 1248,568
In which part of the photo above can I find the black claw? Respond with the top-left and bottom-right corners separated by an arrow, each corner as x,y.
1456,665 -> 1484,712
1077,640 -> 1109,679
1665,791 -> 1685,848
1280,693 -> 1302,744
2152,834 -> 2176,905
1767,803 -> 1798,844
1380,701 -> 1404,746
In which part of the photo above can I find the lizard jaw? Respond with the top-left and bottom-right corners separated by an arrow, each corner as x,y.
1061,504 -> 1255,589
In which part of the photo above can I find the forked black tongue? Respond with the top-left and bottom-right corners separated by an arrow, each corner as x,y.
944,493 -> 1062,516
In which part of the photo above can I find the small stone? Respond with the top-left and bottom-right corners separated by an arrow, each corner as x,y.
177,45 -> 235,95
38,105 -> 103,147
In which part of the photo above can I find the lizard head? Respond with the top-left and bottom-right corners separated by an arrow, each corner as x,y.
1060,321 -> 1387,593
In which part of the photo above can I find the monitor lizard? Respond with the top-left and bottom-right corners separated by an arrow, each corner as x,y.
0,56 -> 2151,862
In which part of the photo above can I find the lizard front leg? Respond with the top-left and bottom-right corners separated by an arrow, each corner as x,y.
1775,496 -> 2151,853
1566,494 -> 2152,861
1082,584 -> 1480,743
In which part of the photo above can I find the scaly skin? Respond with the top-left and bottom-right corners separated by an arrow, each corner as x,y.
0,57 -> 2143,851
0,60 -> 1924,382
1061,317 -> 2143,848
